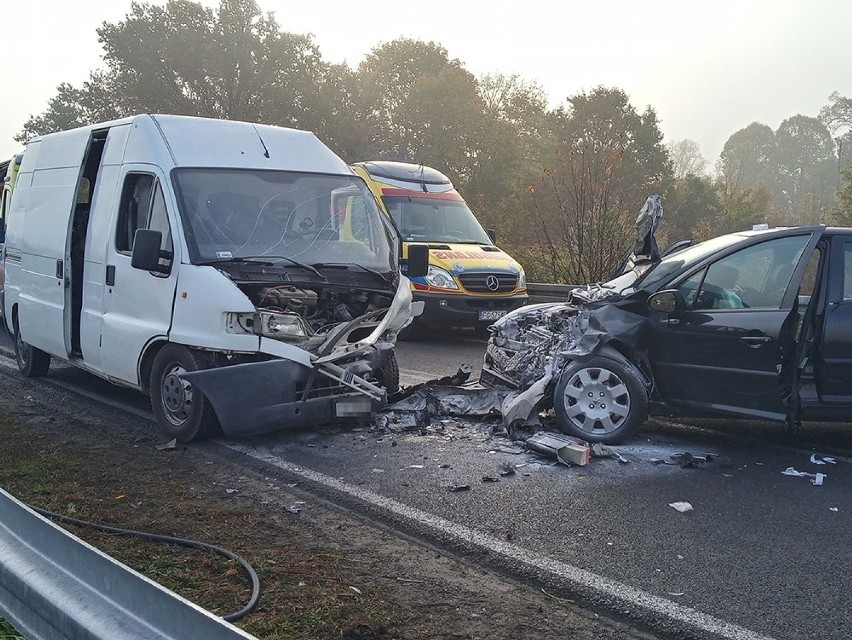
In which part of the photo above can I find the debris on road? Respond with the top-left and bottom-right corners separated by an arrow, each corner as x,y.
498,461 -> 517,476
525,432 -> 590,466
154,438 -> 178,451
782,467 -> 828,485
448,484 -> 471,493
669,501 -> 693,513
810,454 -> 837,465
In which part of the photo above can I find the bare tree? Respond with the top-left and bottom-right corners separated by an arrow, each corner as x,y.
667,138 -> 708,179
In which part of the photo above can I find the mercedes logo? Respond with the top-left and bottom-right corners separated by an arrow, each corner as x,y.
486,275 -> 500,291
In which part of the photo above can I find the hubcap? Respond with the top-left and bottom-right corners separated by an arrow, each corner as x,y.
562,367 -> 630,434
161,363 -> 193,426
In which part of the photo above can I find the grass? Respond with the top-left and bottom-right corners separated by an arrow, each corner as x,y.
0,617 -> 23,640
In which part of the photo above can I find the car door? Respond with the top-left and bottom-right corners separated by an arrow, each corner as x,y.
814,234 -> 852,403
648,232 -> 821,420
98,168 -> 177,384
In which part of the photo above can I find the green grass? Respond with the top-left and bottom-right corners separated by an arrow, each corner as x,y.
0,617 -> 24,640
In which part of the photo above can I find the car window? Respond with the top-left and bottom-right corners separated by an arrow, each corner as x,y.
844,242 -> 852,301
678,235 -> 810,310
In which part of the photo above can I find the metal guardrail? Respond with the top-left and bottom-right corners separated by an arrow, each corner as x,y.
0,487 -> 257,640
526,282 -> 578,304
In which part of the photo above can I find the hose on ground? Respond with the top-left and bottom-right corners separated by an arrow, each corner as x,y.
28,503 -> 261,623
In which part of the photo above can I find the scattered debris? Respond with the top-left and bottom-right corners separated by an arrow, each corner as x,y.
782,467 -> 827,485
810,454 -> 837,465
286,503 -> 304,514
498,461 -> 517,476
671,452 -> 714,468
590,443 -> 629,463
155,439 -> 178,451
830,507 -> 839,512
225,488 -> 239,494
526,432 -> 590,466
669,501 -> 693,513
481,476 -> 500,483
348,586 -> 362,595
448,484 -> 471,493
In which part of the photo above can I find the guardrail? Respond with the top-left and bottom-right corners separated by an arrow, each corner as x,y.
526,282 -> 578,304
0,487 -> 256,640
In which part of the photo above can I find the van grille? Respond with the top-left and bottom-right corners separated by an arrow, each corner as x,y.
458,272 -> 518,293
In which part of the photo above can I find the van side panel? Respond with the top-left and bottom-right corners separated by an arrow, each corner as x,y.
12,129 -> 89,357
79,125 -> 131,368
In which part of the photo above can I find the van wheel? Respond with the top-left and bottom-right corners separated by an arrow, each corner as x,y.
14,318 -> 50,377
375,351 -> 400,395
553,356 -> 647,444
150,345 -> 220,443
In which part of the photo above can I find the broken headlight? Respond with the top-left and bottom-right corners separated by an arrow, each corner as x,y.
424,265 -> 459,290
257,311 -> 312,338
518,267 -> 527,291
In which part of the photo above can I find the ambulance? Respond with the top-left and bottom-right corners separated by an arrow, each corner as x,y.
351,161 -> 528,331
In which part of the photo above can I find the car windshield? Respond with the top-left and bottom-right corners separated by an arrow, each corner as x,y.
623,232 -> 754,291
383,195 -> 493,244
173,169 -> 396,272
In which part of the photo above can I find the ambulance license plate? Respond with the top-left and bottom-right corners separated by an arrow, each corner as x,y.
478,310 -> 507,321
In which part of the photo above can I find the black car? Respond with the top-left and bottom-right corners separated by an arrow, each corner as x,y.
482,225 -> 851,443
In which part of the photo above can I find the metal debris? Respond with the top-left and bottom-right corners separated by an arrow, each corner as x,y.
525,432 -> 590,466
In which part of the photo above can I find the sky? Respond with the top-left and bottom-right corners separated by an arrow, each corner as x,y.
4,0 -> 851,166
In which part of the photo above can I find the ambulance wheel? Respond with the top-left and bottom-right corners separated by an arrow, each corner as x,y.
14,316 -> 50,378
554,356 -> 646,444
150,345 -> 220,443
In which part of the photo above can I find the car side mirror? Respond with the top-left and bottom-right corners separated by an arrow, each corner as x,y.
486,228 -> 497,244
647,289 -> 685,315
131,229 -> 164,272
407,243 -> 430,278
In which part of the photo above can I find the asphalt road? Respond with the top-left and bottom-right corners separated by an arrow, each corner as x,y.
2,328 -> 851,640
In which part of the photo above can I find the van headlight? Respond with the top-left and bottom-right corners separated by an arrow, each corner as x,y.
517,267 -> 527,291
424,265 -> 459,290
257,311 -> 311,338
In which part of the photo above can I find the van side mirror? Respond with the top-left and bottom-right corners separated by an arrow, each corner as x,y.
407,243 -> 430,278
131,229 -> 164,272
486,228 -> 497,243
647,289 -> 686,315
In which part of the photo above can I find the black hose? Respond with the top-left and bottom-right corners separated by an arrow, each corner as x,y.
28,504 -> 260,623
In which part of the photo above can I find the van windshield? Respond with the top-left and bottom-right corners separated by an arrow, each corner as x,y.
383,195 -> 492,245
173,169 -> 395,272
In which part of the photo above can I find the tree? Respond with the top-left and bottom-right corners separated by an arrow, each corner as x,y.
828,168 -> 852,226
819,91 -> 852,134
514,87 -> 671,283
18,0 -> 341,141
667,139 -> 708,179
771,115 -> 836,223
661,174 -> 722,241
717,122 -> 775,191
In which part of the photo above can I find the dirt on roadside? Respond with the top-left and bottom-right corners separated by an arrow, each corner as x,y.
0,370 -> 656,640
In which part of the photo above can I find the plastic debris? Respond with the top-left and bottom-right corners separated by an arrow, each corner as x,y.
782,467 -> 827,485
812,473 -> 826,486
286,503 -> 303,514
481,476 -> 500,483
498,461 -> 517,476
155,438 -> 178,450
810,454 -> 837,465
830,507 -> 839,512
669,501 -> 693,513
448,484 -> 471,492
526,432 -> 590,466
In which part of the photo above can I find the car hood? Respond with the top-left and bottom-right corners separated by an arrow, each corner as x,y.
426,244 -> 522,275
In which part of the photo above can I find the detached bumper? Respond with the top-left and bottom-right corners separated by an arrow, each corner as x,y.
414,291 -> 528,326
182,351 -> 390,438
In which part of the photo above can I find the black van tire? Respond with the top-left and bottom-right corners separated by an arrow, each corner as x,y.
14,317 -> 50,378
375,351 -> 400,395
553,355 -> 647,444
150,345 -> 220,443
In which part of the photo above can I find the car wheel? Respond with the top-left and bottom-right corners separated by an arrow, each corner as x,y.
13,316 -> 50,378
150,345 -> 220,443
553,355 -> 647,443
375,351 -> 400,395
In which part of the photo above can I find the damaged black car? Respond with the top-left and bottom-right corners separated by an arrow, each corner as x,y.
483,201 -> 849,444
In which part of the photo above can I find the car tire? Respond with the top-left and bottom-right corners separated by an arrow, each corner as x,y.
553,355 -> 647,444
14,317 -> 50,378
150,345 -> 221,443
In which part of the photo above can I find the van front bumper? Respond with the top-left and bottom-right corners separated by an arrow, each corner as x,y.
413,291 -> 528,326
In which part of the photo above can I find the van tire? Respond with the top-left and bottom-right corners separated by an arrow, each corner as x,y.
376,351 -> 400,395
553,355 -> 647,444
14,318 -> 50,378
150,345 -> 221,443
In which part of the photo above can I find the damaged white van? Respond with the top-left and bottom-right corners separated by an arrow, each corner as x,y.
3,114 -> 428,442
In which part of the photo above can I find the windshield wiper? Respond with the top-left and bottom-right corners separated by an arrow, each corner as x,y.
312,262 -> 393,282
198,255 -> 326,280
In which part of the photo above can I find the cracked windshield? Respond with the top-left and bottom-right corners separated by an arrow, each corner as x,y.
385,195 -> 493,244
174,169 -> 395,271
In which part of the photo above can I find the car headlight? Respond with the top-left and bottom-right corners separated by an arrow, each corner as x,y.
424,265 -> 459,290
517,267 -> 527,291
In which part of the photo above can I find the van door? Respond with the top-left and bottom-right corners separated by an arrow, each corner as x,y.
98,167 -> 177,385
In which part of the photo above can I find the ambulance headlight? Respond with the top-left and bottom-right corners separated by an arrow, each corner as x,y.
424,266 -> 459,290
258,311 -> 309,338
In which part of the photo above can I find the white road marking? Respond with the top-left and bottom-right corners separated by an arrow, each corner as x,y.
224,442 -> 778,640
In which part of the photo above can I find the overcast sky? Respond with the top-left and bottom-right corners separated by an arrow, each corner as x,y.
4,0 -> 851,165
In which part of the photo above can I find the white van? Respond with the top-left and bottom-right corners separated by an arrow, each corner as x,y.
3,114 -> 428,441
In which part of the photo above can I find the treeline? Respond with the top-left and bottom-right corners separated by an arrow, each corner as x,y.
18,0 -> 852,283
